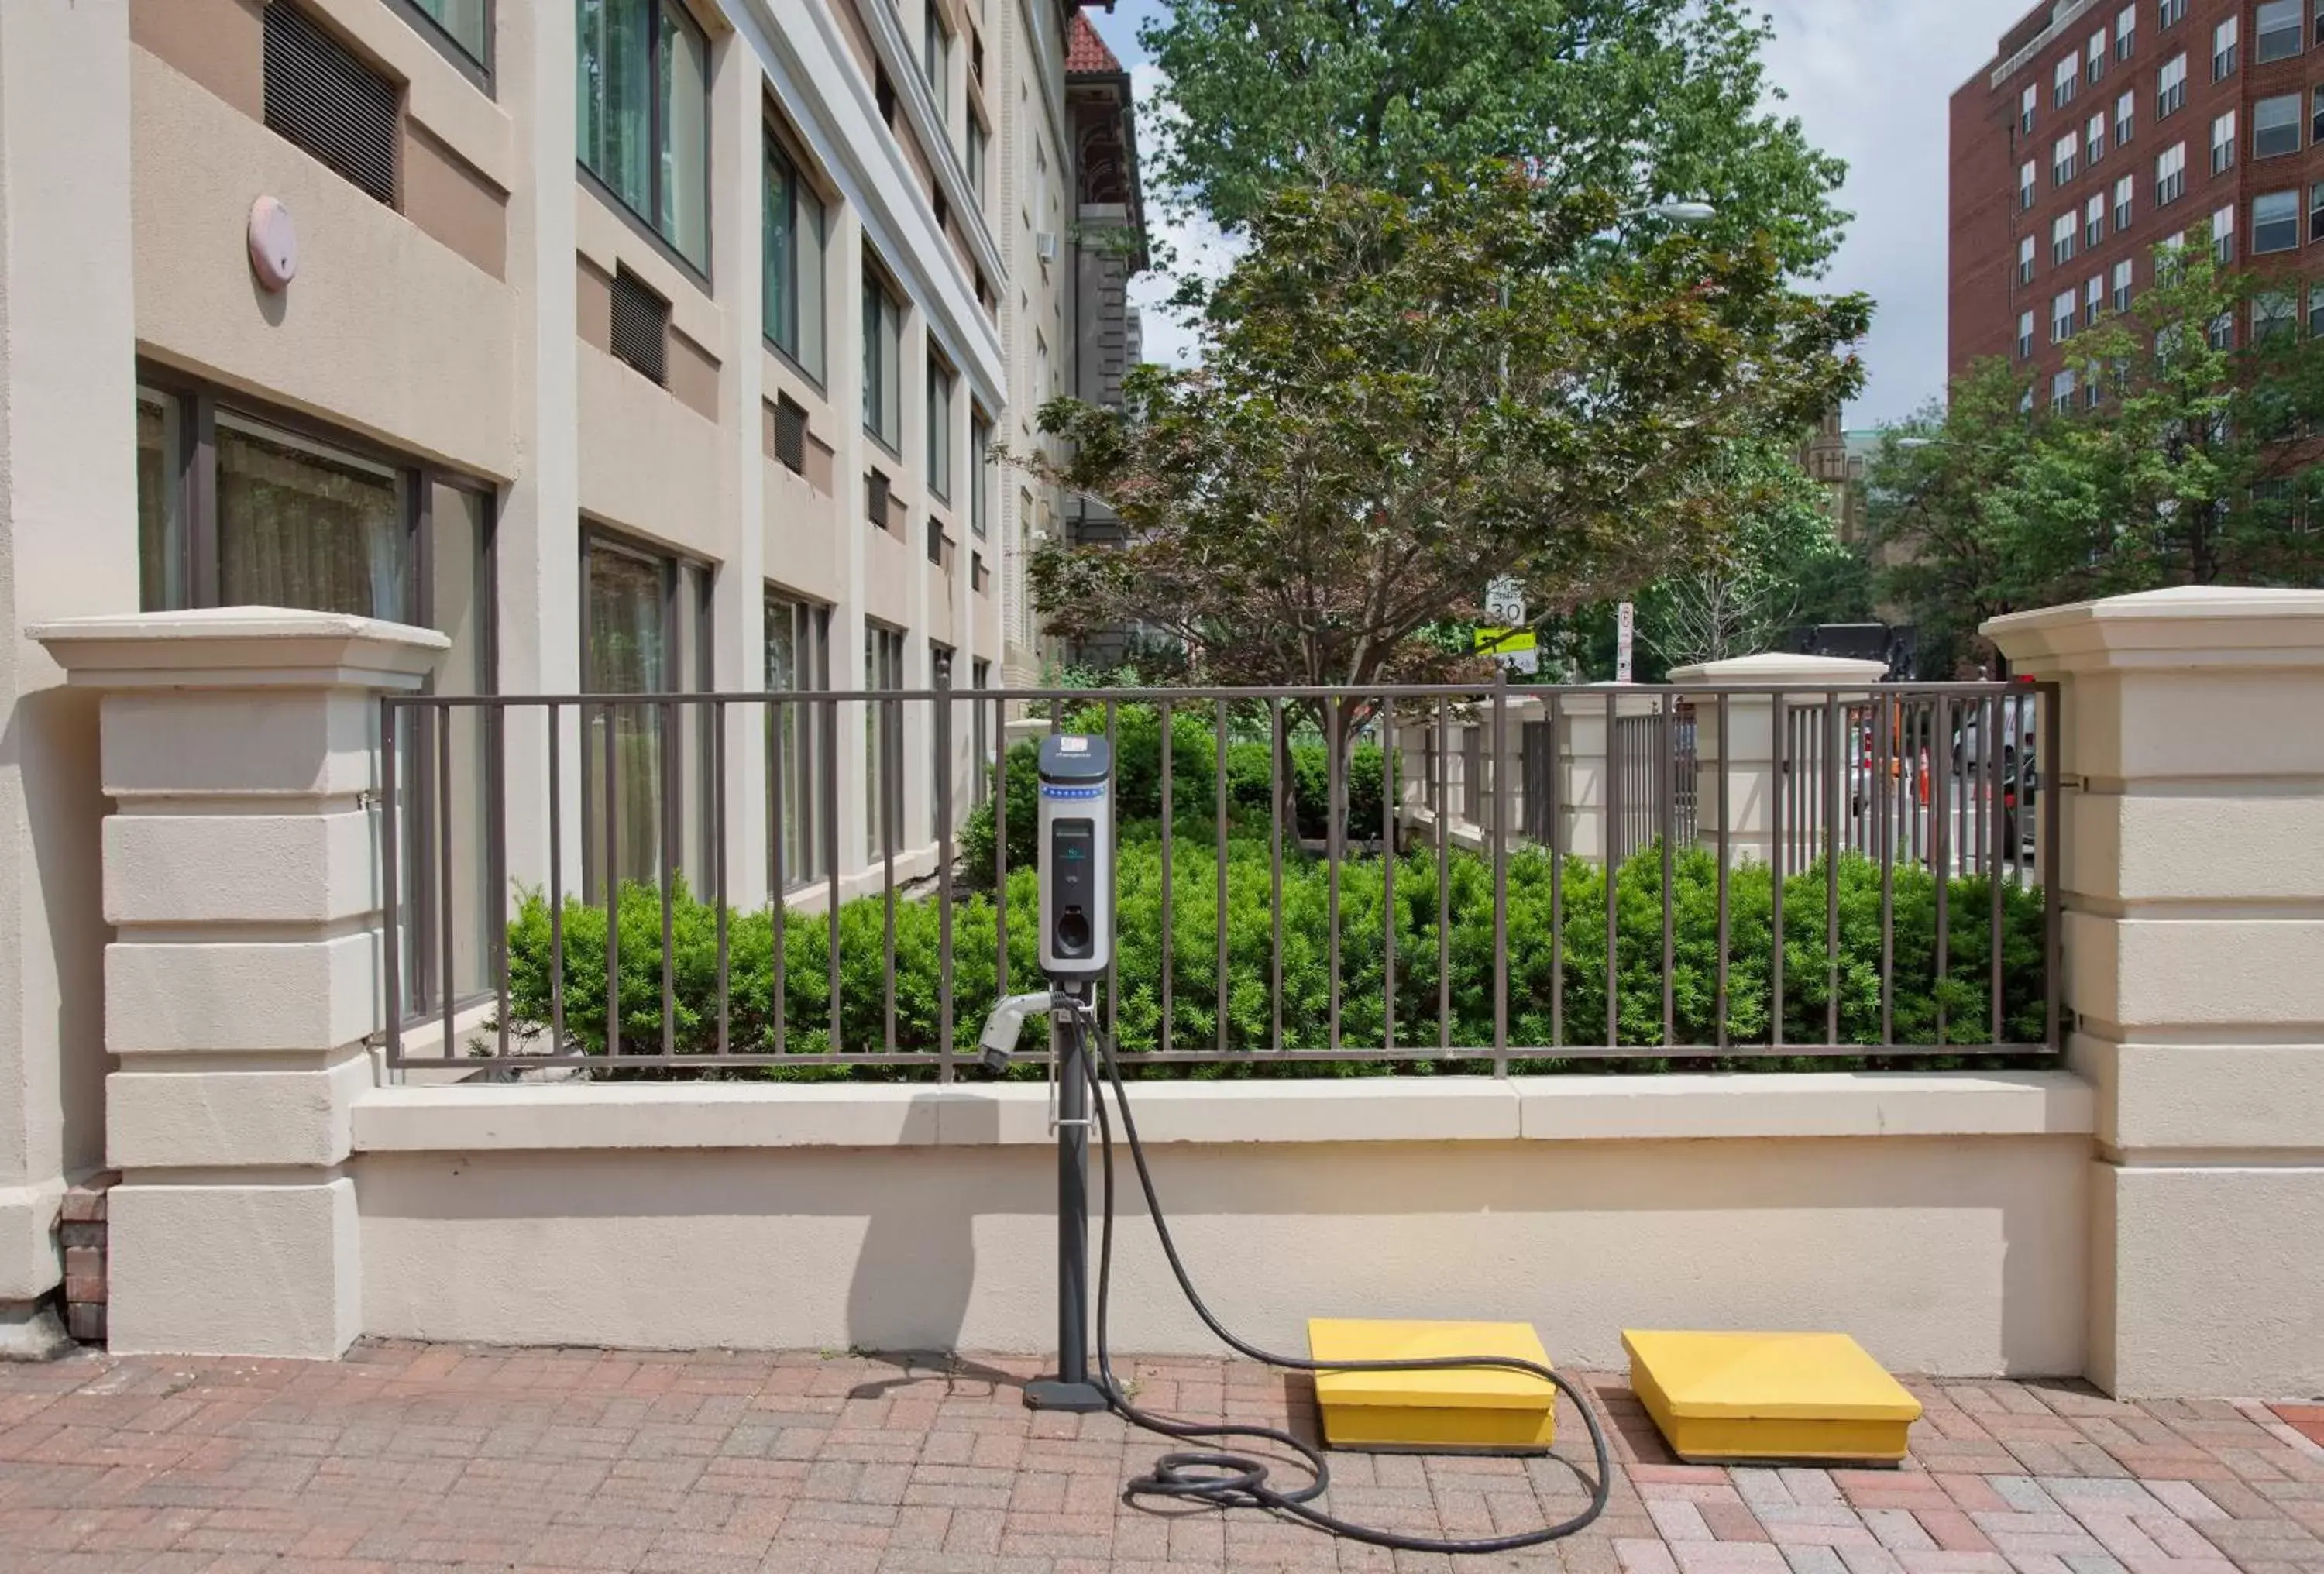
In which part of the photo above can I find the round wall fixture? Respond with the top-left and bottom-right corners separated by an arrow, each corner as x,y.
247,196 -> 297,291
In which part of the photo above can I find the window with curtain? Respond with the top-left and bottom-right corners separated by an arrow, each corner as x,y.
581,534 -> 713,902
765,589 -> 831,890
132,376 -> 499,1026
865,624 -> 906,857
401,0 -> 490,68
863,270 -> 902,449
927,356 -> 954,503
765,134 -> 828,379
576,0 -> 710,273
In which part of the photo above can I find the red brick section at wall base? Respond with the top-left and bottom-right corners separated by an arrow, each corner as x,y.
57,1170 -> 115,1346
0,1345 -> 2318,1571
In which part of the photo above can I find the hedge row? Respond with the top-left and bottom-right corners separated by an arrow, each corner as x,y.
500,838 -> 2048,1078
957,703 -> 1391,885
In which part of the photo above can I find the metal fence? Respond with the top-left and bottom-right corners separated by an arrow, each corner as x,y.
380,678 -> 2061,1078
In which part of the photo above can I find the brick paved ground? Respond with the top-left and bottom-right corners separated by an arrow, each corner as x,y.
0,1342 -> 2319,1573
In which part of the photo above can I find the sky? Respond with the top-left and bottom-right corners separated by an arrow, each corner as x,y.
1084,0 -> 2041,430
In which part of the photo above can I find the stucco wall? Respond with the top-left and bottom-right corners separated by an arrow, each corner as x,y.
355,1074 -> 2095,1375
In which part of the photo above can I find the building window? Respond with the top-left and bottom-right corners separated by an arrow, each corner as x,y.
2117,5 -> 2136,59
2021,84 -> 2039,135
2254,188 -> 2301,253
2052,211 -> 2078,266
2115,174 -> 2136,229
2086,194 -> 2106,247
2254,289 -> 2299,342
861,268 -> 902,450
2309,281 -> 2324,337
2054,54 -> 2078,108
2157,0 -> 2185,27
264,2 -> 400,208
2312,180 -> 2324,242
927,356 -> 954,503
2113,259 -> 2134,311
2054,290 -> 2077,342
2209,311 -> 2234,349
2212,205 -> 2236,263
2088,112 -> 2107,166
2255,95 -> 2302,160
2212,111 -> 2238,174
923,2 -> 951,125
2086,274 -> 2106,326
2088,30 -> 2106,82
2052,369 -> 2078,412
2021,160 -> 2037,209
2020,234 -> 2038,283
864,623 -> 906,857
968,119 -> 987,203
397,0 -> 491,76
2257,0 -> 2302,61
2158,231 -> 2188,284
969,410 -> 991,536
2115,88 -> 2136,146
137,377 -> 499,1017
2054,133 -> 2078,185
2157,52 -> 2185,117
765,589 -> 832,889
2017,309 -> 2036,359
576,0 -> 711,274
2156,141 -> 2186,204
2212,14 -> 2239,77
581,533 -> 713,903
765,135 -> 828,380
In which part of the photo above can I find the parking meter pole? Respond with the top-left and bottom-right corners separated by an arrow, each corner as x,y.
1026,981 -> 1105,1414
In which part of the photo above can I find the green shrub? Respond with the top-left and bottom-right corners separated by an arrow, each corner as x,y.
502,842 -> 2047,1078
957,702 -> 1389,884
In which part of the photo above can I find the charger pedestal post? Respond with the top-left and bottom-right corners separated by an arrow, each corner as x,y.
1023,734 -> 1113,1414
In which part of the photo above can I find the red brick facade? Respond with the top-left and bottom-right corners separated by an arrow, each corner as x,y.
1951,0 -> 2324,397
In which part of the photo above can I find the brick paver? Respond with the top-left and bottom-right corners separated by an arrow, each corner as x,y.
0,1344 -> 2318,1572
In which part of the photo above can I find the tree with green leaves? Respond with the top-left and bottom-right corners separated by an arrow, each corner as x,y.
1140,0 -> 1849,276
1012,167 -> 1866,725
1868,242 -> 2324,672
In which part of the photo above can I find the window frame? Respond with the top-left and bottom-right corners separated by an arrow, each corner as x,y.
2088,111 -> 2107,166
2158,52 -> 2186,118
2212,109 -> 2239,174
2254,289 -> 2299,342
2054,132 -> 2079,185
136,366 -> 503,1025
2021,160 -> 2038,210
2054,53 -> 2078,108
2257,0 -> 2304,62
577,524 -> 717,905
861,263 -> 904,455
2157,141 -> 2187,204
2115,88 -> 2136,146
2018,309 -> 2036,359
2115,173 -> 2136,230
2053,211 -> 2078,266
2116,5 -> 2136,59
763,126 -> 830,386
2113,259 -> 2134,311
926,352 -> 955,505
576,0 -> 713,284
2212,13 -> 2239,77
763,585 -> 834,891
2086,194 -> 2106,247
387,0 -> 493,89
2054,289 -> 2077,343
2253,188 -> 2302,254
2020,234 -> 2038,284
2255,95 -> 2302,160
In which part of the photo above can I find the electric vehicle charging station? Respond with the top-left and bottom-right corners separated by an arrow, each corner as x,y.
975,730 -> 1917,1552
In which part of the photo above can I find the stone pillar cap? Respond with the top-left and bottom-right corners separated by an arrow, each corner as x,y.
1667,651 -> 1890,685
1984,586 -> 2324,673
32,607 -> 448,690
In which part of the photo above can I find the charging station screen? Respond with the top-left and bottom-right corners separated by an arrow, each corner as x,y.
1050,820 -> 1096,957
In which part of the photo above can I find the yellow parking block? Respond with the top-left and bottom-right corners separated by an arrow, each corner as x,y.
1308,1318 -> 1559,1455
1622,1329 -> 1923,1465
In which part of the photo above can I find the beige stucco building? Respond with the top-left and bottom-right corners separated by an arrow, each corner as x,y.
0,0 -> 1141,1351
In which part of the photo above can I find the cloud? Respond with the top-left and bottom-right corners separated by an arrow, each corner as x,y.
1755,0 -> 2036,427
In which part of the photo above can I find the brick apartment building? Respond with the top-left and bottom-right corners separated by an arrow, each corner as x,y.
1951,0 -> 2324,409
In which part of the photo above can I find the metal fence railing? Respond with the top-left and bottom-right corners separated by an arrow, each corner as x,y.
380,678 -> 2061,1078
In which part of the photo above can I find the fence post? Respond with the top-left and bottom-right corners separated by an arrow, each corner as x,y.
1986,586 -> 2324,1397
33,610 -> 445,1357
1669,653 -> 1888,867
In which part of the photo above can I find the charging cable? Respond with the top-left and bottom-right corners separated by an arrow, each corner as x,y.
1057,998 -> 1616,1555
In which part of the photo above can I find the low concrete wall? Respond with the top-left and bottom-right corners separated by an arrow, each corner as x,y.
354,1072 -> 2094,1376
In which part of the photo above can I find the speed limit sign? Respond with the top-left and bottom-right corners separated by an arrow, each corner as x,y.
1484,576 -> 1526,627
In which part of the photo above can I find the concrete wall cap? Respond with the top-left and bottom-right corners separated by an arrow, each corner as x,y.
1984,586 -> 2324,672
351,1070 -> 2096,1153
1668,651 -> 1892,684
32,607 -> 449,689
